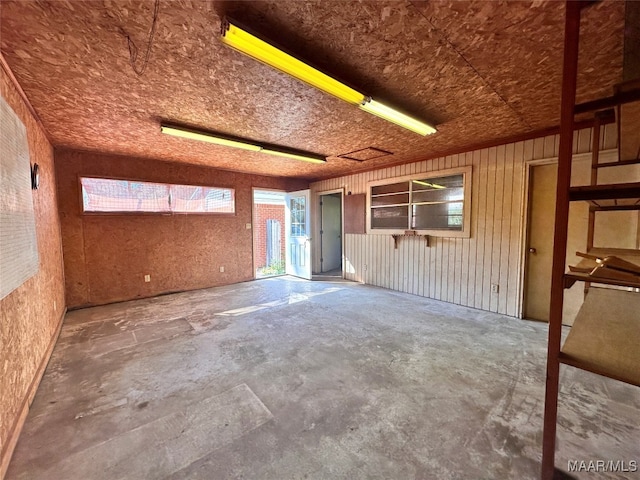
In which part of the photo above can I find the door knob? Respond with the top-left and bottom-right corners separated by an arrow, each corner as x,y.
529,247 -> 537,254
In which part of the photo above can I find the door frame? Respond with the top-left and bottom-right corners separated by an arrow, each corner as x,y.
314,188 -> 345,277
519,149 -> 618,318
251,188 -> 286,279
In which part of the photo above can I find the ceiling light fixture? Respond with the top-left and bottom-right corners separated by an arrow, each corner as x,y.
220,19 -> 436,136
261,148 -> 326,164
160,124 -> 327,163
221,20 -> 365,106
160,125 -> 261,151
361,99 -> 437,136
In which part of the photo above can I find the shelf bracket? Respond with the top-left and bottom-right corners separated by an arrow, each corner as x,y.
564,276 -> 578,289
392,232 -> 431,249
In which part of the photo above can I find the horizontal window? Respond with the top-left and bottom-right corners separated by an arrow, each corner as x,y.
367,167 -> 471,237
81,177 -> 235,214
371,205 -> 409,229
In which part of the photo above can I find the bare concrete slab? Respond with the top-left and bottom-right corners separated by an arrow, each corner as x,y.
6,277 -> 640,479
24,383 -> 271,479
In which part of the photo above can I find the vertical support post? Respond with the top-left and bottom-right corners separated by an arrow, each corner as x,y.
541,2 -> 582,479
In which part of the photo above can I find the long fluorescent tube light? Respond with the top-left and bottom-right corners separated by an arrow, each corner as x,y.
221,20 -> 365,106
160,125 -> 261,152
221,19 -> 437,136
261,148 -> 326,164
360,99 -> 436,136
161,124 -> 326,164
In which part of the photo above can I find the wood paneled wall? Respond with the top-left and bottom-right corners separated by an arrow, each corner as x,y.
310,126 -> 617,318
0,64 -> 66,478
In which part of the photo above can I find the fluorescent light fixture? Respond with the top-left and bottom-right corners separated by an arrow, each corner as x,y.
360,99 -> 436,136
220,19 -> 436,136
413,180 -> 446,189
161,125 -> 261,152
221,20 -> 365,106
261,148 -> 326,164
161,124 -> 326,164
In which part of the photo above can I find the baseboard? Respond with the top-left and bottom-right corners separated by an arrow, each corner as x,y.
0,307 -> 66,480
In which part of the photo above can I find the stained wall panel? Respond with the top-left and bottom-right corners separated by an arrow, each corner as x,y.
55,150 -> 308,308
344,194 -> 365,234
0,64 -> 65,478
310,126 -> 616,317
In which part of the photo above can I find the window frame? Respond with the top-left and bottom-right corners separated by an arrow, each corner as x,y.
366,166 -> 472,238
79,175 -> 236,216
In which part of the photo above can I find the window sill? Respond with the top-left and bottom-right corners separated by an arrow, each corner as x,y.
366,228 -> 470,239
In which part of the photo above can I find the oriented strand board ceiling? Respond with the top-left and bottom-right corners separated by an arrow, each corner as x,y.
0,1 -> 625,180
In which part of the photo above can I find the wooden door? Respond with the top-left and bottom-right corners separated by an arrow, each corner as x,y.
524,163 -> 557,321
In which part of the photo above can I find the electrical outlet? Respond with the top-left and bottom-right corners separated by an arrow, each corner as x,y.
219,266 -> 225,273
144,274 -> 151,282
364,264 -> 368,271
245,223 -> 252,229
491,284 -> 499,293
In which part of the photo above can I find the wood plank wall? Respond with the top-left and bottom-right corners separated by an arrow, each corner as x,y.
310,126 -> 617,318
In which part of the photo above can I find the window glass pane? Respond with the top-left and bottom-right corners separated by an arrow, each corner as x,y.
410,174 -> 465,230
290,197 -> 306,236
203,187 -> 235,213
412,186 -> 463,204
171,185 -> 205,212
412,202 -> 463,230
371,192 -> 409,207
170,185 -> 235,213
81,178 -> 170,213
81,177 -> 235,214
372,182 -> 409,196
371,206 -> 409,229
412,175 -> 463,191
370,172 -> 468,233
447,202 -> 463,227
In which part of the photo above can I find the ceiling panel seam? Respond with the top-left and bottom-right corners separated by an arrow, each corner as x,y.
409,0 -> 533,130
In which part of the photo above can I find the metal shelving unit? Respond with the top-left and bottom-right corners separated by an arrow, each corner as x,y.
540,2 -> 640,478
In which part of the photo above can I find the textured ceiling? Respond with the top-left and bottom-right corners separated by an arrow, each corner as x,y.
0,0 -> 625,180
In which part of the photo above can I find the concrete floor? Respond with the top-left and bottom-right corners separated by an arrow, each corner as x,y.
313,267 -> 344,281
7,277 -> 639,480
